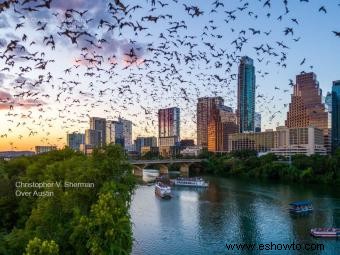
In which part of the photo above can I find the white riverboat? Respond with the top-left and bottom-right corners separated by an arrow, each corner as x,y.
155,182 -> 172,199
311,228 -> 340,238
172,177 -> 209,187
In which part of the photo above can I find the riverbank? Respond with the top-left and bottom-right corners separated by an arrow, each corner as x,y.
201,150 -> 340,184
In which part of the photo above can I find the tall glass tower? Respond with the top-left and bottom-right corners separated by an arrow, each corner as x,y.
332,80 -> 340,152
237,56 -> 255,133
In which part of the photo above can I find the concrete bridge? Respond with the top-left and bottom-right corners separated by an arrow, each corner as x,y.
129,159 -> 204,177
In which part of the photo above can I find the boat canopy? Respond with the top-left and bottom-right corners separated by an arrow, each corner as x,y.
289,200 -> 312,206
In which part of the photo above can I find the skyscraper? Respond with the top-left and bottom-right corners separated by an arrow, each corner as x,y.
119,117 -> 133,150
208,105 -> 238,152
324,92 -> 332,152
106,120 -> 125,147
89,117 -> 106,147
134,136 -> 157,155
255,112 -> 261,132
85,129 -> 102,147
332,80 -> 340,152
67,132 -> 84,151
197,97 -> 224,147
237,56 -> 255,133
285,72 -> 329,152
158,107 -> 180,157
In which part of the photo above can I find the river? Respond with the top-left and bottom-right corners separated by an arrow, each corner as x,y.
130,170 -> 340,255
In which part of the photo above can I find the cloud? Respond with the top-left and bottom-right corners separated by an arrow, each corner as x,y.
0,73 -> 7,86
99,32 -> 145,58
0,90 -> 12,100
0,89 -> 45,110
0,16 -> 10,28
0,38 -> 7,48
51,0 -> 100,11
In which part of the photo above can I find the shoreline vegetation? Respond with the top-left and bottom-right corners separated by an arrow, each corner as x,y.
200,150 -> 340,185
0,145 -> 135,255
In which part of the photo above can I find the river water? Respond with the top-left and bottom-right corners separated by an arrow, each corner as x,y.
130,170 -> 340,255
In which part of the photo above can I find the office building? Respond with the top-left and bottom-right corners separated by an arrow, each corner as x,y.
237,56 -> 256,133
106,120 -> 125,147
285,72 -> 329,153
67,132 -> 84,151
229,129 -> 275,153
208,105 -> 238,152
180,146 -> 202,157
158,107 -> 180,157
89,117 -> 106,147
119,117 -> 133,150
79,144 -> 94,155
255,112 -> 261,132
85,129 -> 102,147
180,139 -> 195,148
332,80 -> 340,152
325,92 -> 332,113
228,126 -> 326,156
271,126 -> 326,156
324,92 -> 332,153
135,136 -> 157,155
0,151 -> 35,160
35,146 -> 57,155
197,97 -> 224,148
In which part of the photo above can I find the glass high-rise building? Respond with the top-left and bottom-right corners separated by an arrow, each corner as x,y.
332,80 -> 340,152
255,112 -> 261,132
118,117 -> 133,150
135,136 -> 157,155
237,56 -> 256,133
197,97 -> 224,147
158,107 -> 180,156
67,132 -> 84,151
106,120 -> 125,147
85,129 -> 102,147
89,117 -> 106,147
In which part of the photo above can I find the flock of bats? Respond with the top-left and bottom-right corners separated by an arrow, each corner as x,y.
0,0 -> 339,150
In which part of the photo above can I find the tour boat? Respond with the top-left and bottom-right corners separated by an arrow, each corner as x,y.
155,176 -> 171,185
171,177 -> 209,187
311,228 -> 340,238
289,200 -> 313,214
155,182 -> 172,199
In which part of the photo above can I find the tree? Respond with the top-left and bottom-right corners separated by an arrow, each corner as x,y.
231,149 -> 257,159
24,237 -> 59,255
86,189 -> 132,255
0,145 -> 135,255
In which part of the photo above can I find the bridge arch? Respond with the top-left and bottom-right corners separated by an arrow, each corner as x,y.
130,159 -> 204,177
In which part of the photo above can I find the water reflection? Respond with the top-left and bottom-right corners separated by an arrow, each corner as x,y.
131,170 -> 340,255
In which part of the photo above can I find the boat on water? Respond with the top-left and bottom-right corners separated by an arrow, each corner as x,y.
155,175 -> 171,185
171,177 -> 209,187
155,182 -> 172,199
311,228 -> 340,238
289,200 -> 313,214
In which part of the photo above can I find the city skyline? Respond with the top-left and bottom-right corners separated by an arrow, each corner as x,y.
0,0 -> 340,150
0,70 -> 338,151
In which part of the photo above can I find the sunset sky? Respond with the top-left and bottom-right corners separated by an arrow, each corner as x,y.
0,0 -> 339,151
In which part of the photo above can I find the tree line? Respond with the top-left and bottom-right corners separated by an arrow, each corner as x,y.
200,149 -> 340,184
